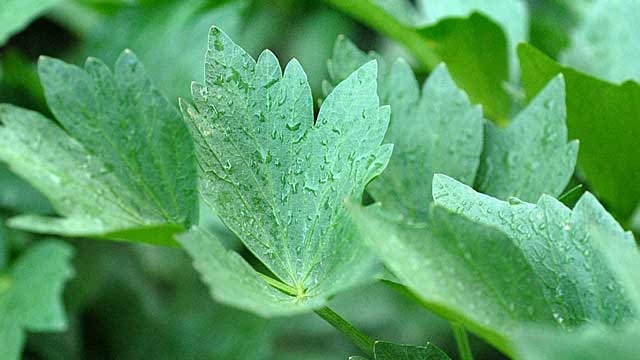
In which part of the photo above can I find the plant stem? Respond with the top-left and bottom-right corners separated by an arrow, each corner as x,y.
451,323 -> 474,360
314,306 -> 375,357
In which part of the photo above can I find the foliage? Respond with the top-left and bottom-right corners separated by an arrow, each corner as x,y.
0,0 -> 638,359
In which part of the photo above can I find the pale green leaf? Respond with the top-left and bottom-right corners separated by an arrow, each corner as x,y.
0,240 -> 74,360
475,75 -> 578,202
350,174 -> 637,355
561,0 -> 640,83
0,0 -> 63,46
519,43 -> 640,220
0,51 -> 197,245
327,37 -> 483,221
179,27 -> 391,314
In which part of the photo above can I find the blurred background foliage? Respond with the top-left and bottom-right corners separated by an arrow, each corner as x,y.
0,0 -> 635,359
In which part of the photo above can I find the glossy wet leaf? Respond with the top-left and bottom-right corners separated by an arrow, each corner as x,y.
324,0 -> 511,122
0,0 -> 62,46
561,0 -> 640,83
519,43 -> 640,220
179,27 -> 391,315
0,51 -> 198,245
0,240 -> 74,360
326,37 -> 483,221
475,75 -> 578,202
350,174 -> 637,355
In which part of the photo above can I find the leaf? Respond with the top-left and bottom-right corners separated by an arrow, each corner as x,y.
0,163 -> 52,214
350,341 -> 451,360
0,0 -> 63,46
328,39 -> 575,213
512,324 -> 640,360
350,174 -> 638,355
416,0 -> 529,79
179,27 -> 392,315
77,0 -> 253,100
326,37 -> 484,221
324,0 -> 511,122
475,75 -> 578,202
519,43 -> 640,220
560,0 -> 640,83
0,240 -> 74,360
0,51 -> 198,246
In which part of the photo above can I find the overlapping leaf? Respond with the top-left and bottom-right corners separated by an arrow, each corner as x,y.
178,27 -> 392,316
0,51 -> 198,245
351,174 -> 638,355
328,39 -> 576,213
323,0 -> 511,122
519,44 -> 640,221
0,237 -> 74,360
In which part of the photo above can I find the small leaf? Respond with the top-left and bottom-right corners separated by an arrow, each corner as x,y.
373,341 -> 451,360
519,43 -> 640,220
475,75 -> 578,202
0,240 -> 74,360
0,51 -> 198,245
180,27 -> 391,315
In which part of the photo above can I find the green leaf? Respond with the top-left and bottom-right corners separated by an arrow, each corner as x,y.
475,75 -> 578,202
179,27 -> 392,315
350,341 -> 451,360
350,174 -> 638,355
519,43 -> 640,220
0,51 -> 198,246
324,0 -> 511,122
513,324 -> 640,360
416,0 -> 528,79
0,0 -> 63,46
77,0 -> 252,100
327,37 -> 483,221
560,0 -> 640,83
328,38 -> 576,213
0,240 -> 74,360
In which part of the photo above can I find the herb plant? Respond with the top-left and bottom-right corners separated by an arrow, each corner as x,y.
0,1 -> 639,359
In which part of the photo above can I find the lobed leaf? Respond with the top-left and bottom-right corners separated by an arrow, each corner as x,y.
350,175 -> 638,355
519,43 -> 640,221
179,27 -> 392,315
324,0 -> 511,122
0,240 -> 74,360
475,75 -> 578,202
0,51 -> 198,245
327,37 -> 483,221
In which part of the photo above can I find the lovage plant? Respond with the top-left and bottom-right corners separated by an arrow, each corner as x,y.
0,0 -> 639,359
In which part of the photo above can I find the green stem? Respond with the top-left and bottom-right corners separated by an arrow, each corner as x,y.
322,0 -> 440,70
314,306 -> 375,357
451,323 -> 474,360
